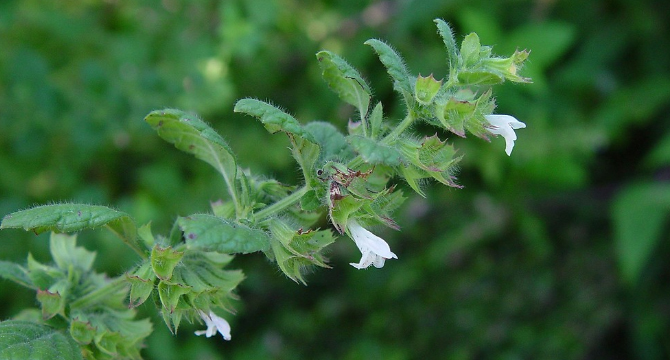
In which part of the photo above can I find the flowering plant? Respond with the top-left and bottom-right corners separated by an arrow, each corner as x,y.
0,19 -> 529,359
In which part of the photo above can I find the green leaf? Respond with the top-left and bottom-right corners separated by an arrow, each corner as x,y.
234,99 -> 316,143
369,102 -> 384,139
300,189 -> 322,211
178,214 -> 270,254
613,182 -> 670,285
348,135 -> 404,166
26,254 -> 62,290
50,233 -> 95,272
434,19 -> 459,70
364,39 -> 413,100
304,121 -> 354,163
0,261 -> 33,289
316,51 -> 371,118
460,33 -> 481,67
144,109 -> 239,210
292,137 -> 321,186
1,204 -> 142,256
0,320 -> 83,360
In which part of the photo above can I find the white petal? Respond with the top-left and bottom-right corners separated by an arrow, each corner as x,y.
347,220 -> 397,269
485,114 -> 526,156
195,310 -> 232,341
349,251 -> 375,269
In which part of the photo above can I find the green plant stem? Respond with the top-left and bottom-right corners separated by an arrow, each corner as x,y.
347,155 -> 364,169
255,185 -> 309,220
70,277 -> 128,309
383,113 -> 415,144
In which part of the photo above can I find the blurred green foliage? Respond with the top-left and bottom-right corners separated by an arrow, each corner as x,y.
1,0 -> 670,359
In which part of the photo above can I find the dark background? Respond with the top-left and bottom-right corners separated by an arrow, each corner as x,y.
1,0 -> 669,359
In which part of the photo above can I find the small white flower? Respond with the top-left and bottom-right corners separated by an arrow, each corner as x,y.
195,310 -> 231,341
347,219 -> 397,269
485,114 -> 526,156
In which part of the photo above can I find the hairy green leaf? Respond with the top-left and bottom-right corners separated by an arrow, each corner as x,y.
434,19 -> 459,70
0,320 -> 83,360
316,51 -> 371,118
348,135 -> 404,166
179,214 -> 270,254
369,102 -> 384,139
305,121 -> 354,163
365,39 -> 413,99
145,109 -> 239,209
1,204 -> 141,255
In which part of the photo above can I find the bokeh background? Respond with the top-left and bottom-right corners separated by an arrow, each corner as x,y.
1,0 -> 670,359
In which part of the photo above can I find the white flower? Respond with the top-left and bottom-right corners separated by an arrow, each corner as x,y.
195,310 -> 231,341
485,114 -> 526,156
347,219 -> 397,269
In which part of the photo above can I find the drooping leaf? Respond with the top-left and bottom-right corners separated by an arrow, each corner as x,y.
145,109 -> 239,208
316,51 -> 371,118
178,214 -> 270,254
1,204 -> 141,255
0,320 -> 83,360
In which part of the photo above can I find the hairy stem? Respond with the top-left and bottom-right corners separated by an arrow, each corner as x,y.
255,185 -> 309,220
382,113 -> 415,144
